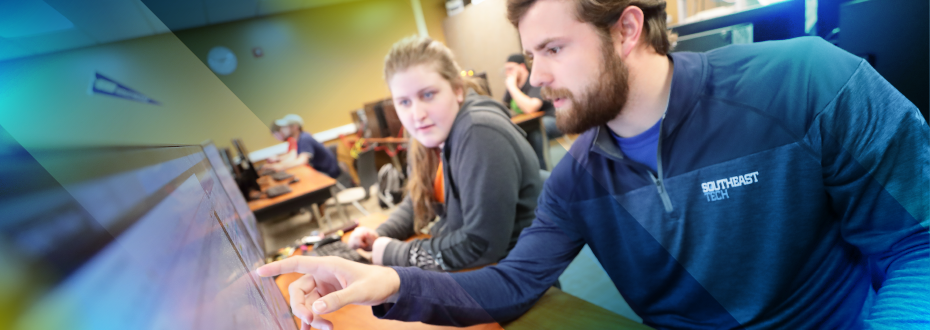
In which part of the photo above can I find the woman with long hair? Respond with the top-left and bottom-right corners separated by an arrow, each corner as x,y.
347,36 -> 542,271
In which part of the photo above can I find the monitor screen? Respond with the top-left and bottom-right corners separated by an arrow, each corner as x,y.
203,142 -> 265,256
231,138 -> 260,199
0,141 -> 297,330
232,138 -> 258,176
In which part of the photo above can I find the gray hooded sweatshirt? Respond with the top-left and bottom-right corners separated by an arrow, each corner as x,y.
376,93 -> 542,271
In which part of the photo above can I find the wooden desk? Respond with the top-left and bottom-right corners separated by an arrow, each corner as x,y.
275,212 -> 647,330
510,111 -> 552,170
366,137 -> 408,144
510,111 -> 545,125
504,287 -> 653,330
248,165 -> 339,222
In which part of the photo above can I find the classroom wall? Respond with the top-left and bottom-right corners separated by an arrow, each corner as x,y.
442,0 -> 523,100
175,0 -> 448,139
0,31 -> 275,153
668,0 -> 681,25
0,0 -> 447,155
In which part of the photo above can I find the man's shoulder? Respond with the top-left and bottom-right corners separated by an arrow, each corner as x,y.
301,132 -> 322,144
698,37 -> 863,121
297,131 -> 324,151
706,37 -> 847,62
704,37 -> 862,89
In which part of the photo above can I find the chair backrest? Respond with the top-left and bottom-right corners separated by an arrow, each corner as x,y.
355,149 -> 378,198
328,144 -> 356,189
335,162 -> 356,188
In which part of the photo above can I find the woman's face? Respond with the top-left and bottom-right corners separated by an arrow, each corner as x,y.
389,64 -> 464,148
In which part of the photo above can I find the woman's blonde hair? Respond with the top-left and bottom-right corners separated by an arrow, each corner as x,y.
384,35 -> 488,232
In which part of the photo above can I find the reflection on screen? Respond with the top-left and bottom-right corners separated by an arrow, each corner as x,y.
0,145 -> 297,330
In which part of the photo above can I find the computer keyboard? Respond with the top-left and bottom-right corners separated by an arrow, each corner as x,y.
265,185 -> 292,198
311,236 -> 370,264
271,172 -> 294,181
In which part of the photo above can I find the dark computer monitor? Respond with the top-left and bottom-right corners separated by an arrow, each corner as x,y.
0,139 -> 298,330
838,0 -> 929,123
203,141 -> 266,256
220,147 -> 237,176
231,138 -> 261,200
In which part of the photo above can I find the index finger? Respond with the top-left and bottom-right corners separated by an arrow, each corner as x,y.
257,256 -> 324,277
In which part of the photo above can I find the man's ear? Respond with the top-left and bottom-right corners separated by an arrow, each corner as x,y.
609,6 -> 645,58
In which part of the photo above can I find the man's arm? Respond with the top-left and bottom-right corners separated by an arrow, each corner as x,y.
268,152 -> 310,171
816,60 -> 929,327
505,76 -> 543,114
374,178 -> 585,325
280,149 -> 298,162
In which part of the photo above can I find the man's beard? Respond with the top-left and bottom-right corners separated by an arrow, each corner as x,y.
541,36 -> 629,135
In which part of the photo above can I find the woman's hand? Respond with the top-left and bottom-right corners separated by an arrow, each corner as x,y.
346,227 -> 380,251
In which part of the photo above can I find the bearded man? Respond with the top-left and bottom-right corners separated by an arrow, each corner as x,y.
257,1 -> 930,329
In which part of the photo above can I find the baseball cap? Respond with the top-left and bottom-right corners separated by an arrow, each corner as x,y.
275,114 -> 304,127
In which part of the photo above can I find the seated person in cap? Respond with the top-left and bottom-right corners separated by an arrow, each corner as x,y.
263,114 -> 341,179
503,53 -> 562,169
264,122 -> 298,165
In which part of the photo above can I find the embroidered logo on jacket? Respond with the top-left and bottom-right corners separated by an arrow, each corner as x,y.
701,171 -> 759,201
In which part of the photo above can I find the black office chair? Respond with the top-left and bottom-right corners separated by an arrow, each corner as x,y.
326,148 -> 378,216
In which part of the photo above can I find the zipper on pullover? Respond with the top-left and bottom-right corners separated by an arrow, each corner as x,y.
651,116 -> 674,213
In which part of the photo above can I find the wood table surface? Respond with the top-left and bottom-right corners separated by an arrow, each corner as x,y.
365,137 -> 408,144
247,165 -> 336,212
509,111 -> 545,125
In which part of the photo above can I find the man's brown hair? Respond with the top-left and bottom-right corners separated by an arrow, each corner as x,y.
507,0 -> 671,55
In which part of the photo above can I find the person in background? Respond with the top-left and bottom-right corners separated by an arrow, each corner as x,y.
503,53 -> 562,168
264,122 -> 298,165
345,36 -> 542,275
257,0 -> 929,329
263,114 -> 341,179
